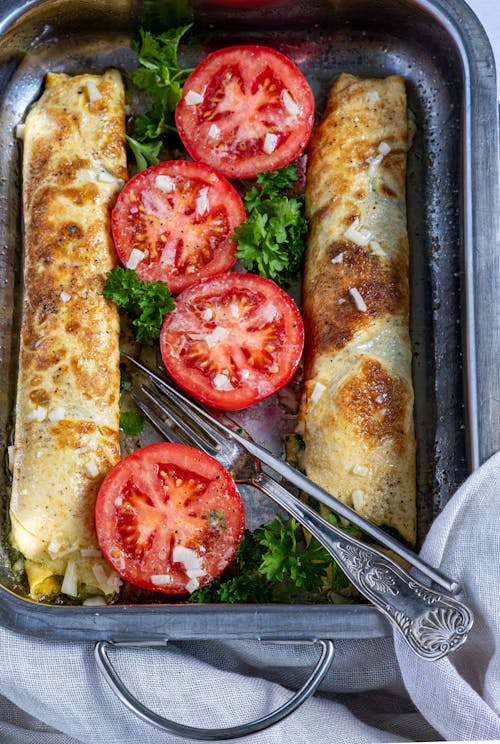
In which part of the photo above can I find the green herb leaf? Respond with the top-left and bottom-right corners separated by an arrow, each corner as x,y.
130,26 -> 194,142
234,165 -> 307,288
126,135 -> 162,171
103,266 -> 174,345
119,408 -> 144,436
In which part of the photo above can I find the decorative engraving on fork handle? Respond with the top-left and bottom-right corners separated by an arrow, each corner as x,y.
329,540 -> 473,660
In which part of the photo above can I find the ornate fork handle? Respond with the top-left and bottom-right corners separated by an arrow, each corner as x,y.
252,472 -> 473,661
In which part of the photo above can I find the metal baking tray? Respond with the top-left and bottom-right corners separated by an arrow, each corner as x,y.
0,0 -> 498,646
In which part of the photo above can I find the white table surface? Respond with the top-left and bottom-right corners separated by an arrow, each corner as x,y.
466,0 -> 500,97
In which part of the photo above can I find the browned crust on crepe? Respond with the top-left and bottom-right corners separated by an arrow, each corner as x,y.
10,71 -> 127,597
297,73 -> 416,545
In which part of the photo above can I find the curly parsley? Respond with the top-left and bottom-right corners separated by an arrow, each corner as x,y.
233,165 -> 308,288
103,267 -> 174,346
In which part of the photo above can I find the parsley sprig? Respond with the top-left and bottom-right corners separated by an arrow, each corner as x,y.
234,165 -> 308,288
103,267 -> 174,346
188,515 -> 355,604
127,26 -> 194,169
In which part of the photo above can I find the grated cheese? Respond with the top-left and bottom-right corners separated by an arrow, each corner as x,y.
349,287 -> 367,312
365,90 -> 380,109
7,445 -> 14,471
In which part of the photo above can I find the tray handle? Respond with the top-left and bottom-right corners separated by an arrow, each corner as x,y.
94,638 -> 334,740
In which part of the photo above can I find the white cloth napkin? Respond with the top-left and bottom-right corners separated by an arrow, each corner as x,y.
0,452 -> 499,744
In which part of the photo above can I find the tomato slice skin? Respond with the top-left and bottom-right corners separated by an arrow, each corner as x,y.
159,272 -> 304,410
111,160 -> 246,293
95,442 -> 245,593
175,45 -> 315,179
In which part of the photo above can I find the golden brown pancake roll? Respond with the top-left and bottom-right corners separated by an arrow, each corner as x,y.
296,73 -> 416,545
10,70 -> 127,599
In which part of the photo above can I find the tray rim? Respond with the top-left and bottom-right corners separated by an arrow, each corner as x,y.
0,0 -> 498,641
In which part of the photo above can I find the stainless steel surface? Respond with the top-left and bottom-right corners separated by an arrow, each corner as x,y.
132,359 -> 474,660
95,638 -> 335,740
0,0 -> 498,642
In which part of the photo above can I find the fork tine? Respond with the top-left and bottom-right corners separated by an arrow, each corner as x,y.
131,392 -> 188,445
140,384 -> 220,456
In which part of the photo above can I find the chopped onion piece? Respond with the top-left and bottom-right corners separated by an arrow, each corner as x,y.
353,464 -> 369,477
281,89 -> 300,116
15,124 -> 25,139
331,252 -> 344,264
85,80 -> 102,102
126,248 -> 145,270
213,373 -> 233,391
7,445 -> 14,471
83,596 -> 107,606
263,132 -> 278,154
172,545 -> 203,571
60,290 -> 71,302
48,406 -> 66,422
366,90 -> 380,109
311,381 -> 326,404
185,89 -> 205,105
208,123 -> 220,138
369,240 -> 386,257
349,287 -> 367,312
344,218 -> 372,246
155,175 -> 176,192
85,459 -> 99,479
151,574 -> 174,586
185,578 -> 200,593
352,489 -> 365,511
27,406 -> 47,422
201,307 -> 214,321
195,187 -> 209,216
61,559 -> 78,597
205,326 -> 228,348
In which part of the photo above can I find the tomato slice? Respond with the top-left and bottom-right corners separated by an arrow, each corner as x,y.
95,442 -> 245,593
159,272 -> 304,410
111,160 -> 246,293
175,45 -> 315,179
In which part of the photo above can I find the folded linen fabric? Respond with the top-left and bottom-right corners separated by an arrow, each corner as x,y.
0,452 -> 499,743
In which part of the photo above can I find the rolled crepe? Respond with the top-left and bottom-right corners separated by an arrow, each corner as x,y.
296,73 -> 416,545
10,70 -> 127,598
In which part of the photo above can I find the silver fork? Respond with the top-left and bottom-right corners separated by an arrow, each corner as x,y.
124,354 -> 473,661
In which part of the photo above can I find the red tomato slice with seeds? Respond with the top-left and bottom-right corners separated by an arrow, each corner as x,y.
111,160 -> 246,293
96,442 -> 245,593
175,45 -> 315,179
159,272 -> 304,410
